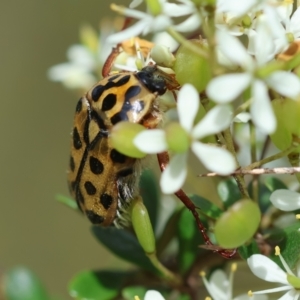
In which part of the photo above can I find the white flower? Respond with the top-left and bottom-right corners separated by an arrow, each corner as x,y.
144,290 -> 165,300
248,246 -> 300,299
48,22 -> 115,90
134,84 -> 236,194
201,264 -> 268,300
207,23 -> 300,134
217,0 -> 285,17
48,45 -> 97,90
107,1 -> 201,45
270,189 -> 300,211
276,3 -> 300,43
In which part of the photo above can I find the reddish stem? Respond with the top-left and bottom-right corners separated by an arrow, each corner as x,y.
157,152 -> 236,259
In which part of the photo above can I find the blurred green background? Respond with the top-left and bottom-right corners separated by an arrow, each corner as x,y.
0,1 -> 130,298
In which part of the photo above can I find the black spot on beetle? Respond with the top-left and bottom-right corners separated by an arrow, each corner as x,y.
75,98 -> 82,113
100,193 -> 113,210
102,93 -> 117,111
70,156 -> 75,172
73,127 -> 82,150
110,149 -> 126,163
86,210 -> 104,224
91,85 -> 106,102
89,156 -> 104,174
84,181 -> 97,195
117,168 -> 133,177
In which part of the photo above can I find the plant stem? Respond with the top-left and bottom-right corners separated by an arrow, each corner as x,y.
198,167 -> 300,176
232,100 -> 251,118
250,123 -> 259,203
167,27 -> 208,58
223,128 -> 249,198
243,145 -> 297,171
288,152 -> 300,183
147,252 -> 181,285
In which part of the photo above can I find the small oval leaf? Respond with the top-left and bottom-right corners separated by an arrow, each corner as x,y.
215,200 -> 261,248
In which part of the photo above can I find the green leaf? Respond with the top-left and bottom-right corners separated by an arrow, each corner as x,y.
69,270 -> 128,300
217,178 -> 242,209
91,227 -> 158,274
177,208 -> 205,274
56,194 -> 78,210
238,240 -> 260,260
4,267 -> 49,300
268,223 -> 300,268
264,177 -> 288,192
189,194 -> 223,219
215,200 -> 261,248
140,170 -> 160,231
122,286 -> 147,300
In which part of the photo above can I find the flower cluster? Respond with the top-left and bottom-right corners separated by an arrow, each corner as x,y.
49,1 -> 300,298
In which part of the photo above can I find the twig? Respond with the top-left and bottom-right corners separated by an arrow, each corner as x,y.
198,167 -> 300,177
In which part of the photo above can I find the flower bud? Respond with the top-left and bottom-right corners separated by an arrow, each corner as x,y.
111,122 -> 147,158
131,196 -> 156,254
151,44 -> 175,68
165,122 -> 190,153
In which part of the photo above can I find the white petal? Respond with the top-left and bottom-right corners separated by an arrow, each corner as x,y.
144,290 -> 165,300
207,73 -> 251,103
250,80 -> 276,134
163,3 -> 195,17
247,254 -> 289,284
273,213 -> 298,229
270,190 -> 300,211
106,18 -> 151,45
263,6 -> 288,53
209,270 -> 229,300
247,29 -> 257,55
191,142 -> 236,175
216,30 -> 253,69
254,16 -> 276,65
67,45 -> 95,68
47,64 -> 96,89
266,71 -> 300,99
233,112 -> 251,123
177,84 -> 199,132
152,32 -> 179,52
278,289 -> 299,300
143,15 -> 172,35
217,0 -> 256,16
296,260 -> 300,277
252,286 -> 292,295
160,153 -> 187,194
192,105 -> 232,139
134,130 -> 167,153
276,3 -> 292,24
234,294 -> 268,300
173,14 -> 201,32
129,0 -> 143,8
291,7 -> 300,37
